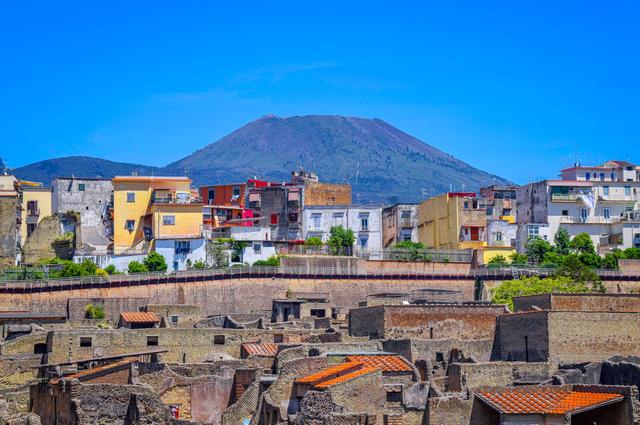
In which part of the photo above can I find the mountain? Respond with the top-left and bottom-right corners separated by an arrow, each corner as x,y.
9,115 -> 511,202
10,156 -> 161,184
165,115 -> 510,203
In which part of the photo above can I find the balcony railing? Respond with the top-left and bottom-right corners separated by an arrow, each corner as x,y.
27,208 -> 40,217
400,218 -> 417,228
153,197 -> 201,204
551,193 -> 580,202
559,216 -> 619,224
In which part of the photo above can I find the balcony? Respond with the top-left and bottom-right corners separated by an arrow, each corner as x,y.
559,216 -> 618,225
551,193 -> 580,202
27,208 -> 40,217
597,194 -> 639,202
153,196 -> 201,205
400,218 -> 417,228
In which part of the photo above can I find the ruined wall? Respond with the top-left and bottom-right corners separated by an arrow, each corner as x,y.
350,305 -> 504,340
0,276 -> 477,316
550,293 -> 640,312
446,361 -> 550,391
0,355 -> 41,390
67,297 -> 150,321
0,332 -> 48,357
620,259 -> 640,274
495,311 -> 549,362
0,196 -> 20,266
427,396 -> 475,425
44,328 -> 324,364
548,311 -> 640,364
326,369 -> 385,416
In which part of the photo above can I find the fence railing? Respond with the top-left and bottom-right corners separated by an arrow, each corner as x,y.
356,248 -> 473,263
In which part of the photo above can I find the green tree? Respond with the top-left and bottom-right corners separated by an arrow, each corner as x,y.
541,251 -> 562,268
252,255 -> 280,266
524,236 -> 553,263
104,264 -> 118,275
207,242 -> 229,268
79,259 -> 97,276
143,252 -> 168,272
328,226 -> 355,255
554,254 -> 602,291
59,261 -> 83,278
602,250 -> 623,269
393,241 -> 425,250
127,261 -> 149,274
509,252 -> 528,265
623,248 -> 640,259
193,260 -> 206,269
570,232 -> 596,255
553,228 -> 571,256
491,276 -> 589,311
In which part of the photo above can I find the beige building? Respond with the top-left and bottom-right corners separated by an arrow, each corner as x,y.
21,186 -> 52,245
417,192 -> 486,250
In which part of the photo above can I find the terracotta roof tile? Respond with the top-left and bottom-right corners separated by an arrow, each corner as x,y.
295,362 -> 363,385
345,355 -> 412,372
477,388 -> 624,415
120,311 -> 160,324
241,342 -> 278,357
313,367 -> 378,389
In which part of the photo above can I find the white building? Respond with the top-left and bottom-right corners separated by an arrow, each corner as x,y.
517,160 -> 640,254
302,205 -> 383,254
154,237 -> 206,272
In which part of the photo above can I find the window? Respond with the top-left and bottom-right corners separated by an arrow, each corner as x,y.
625,186 -> 631,196
332,213 -> 344,227
585,172 -> 591,180
214,335 -> 225,345
310,309 -> 326,318
79,337 -> 92,348
270,214 -> 279,225
463,201 -> 469,209
233,186 -> 241,197
127,192 -> 135,203
170,315 -> 179,325
174,240 -> 190,254
611,173 -> 616,181
78,183 -> 85,191
125,220 -> 135,231
600,173 -> 605,181
359,237 -> 368,248
163,215 -> 176,225
528,225 -> 539,237
496,232 -> 503,242
34,343 -> 47,354
208,189 -> 215,203
580,208 -> 588,219
401,210 -> 411,218
561,210 -> 569,216
603,208 -> 611,220
603,186 -> 610,196
386,390 -> 403,403
253,243 -> 262,254
311,213 -> 322,229
146,336 -> 159,346
359,214 -> 369,231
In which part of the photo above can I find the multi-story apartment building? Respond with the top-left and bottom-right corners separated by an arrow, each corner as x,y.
247,171 -> 351,241
0,175 -> 23,265
199,183 -> 252,229
381,203 -> 418,247
52,177 -> 113,255
516,160 -> 640,254
302,205 -> 383,253
480,185 -> 518,248
21,184 -> 52,244
417,192 -> 486,250
112,176 -> 205,271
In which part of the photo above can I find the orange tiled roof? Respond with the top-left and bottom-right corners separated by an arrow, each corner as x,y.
241,342 -> 279,357
345,355 -> 412,372
477,388 -> 624,415
314,366 -> 378,389
120,311 -> 160,324
50,358 -> 135,385
295,361 -> 363,385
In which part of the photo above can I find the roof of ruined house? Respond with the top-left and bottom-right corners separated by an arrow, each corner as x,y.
241,342 -> 279,357
295,361 -> 364,385
313,366 -> 378,389
345,355 -> 413,372
476,388 -> 624,415
49,358 -> 136,385
120,311 -> 160,324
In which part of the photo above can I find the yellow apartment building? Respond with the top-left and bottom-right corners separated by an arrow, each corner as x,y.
112,176 -> 204,255
20,185 -> 52,245
417,192 -> 486,250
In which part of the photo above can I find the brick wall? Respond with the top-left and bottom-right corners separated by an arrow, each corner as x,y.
304,182 -> 352,206
495,311 -> 549,362
67,297 -> 150,321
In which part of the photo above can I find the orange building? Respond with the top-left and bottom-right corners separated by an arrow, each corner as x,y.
199,183 -> 251,228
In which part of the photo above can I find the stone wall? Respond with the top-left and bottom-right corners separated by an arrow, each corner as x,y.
349,304 -> 505,340
446,361 -> 550,391
494,311 -> 549,362
620,259 -> 640,274
67,297 -> 150,321
0,196 -> 20,266
514,293 -> 640,313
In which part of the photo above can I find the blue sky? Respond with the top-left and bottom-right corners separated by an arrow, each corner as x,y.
1,1 -> 638,183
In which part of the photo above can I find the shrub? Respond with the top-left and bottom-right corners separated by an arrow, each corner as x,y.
127,261 -> 148,274
253,255 -> 280,267
95,268 -> 109,278
104,264 -> 117,275
304,237 -> 323,246
570,232 -> 596,255
491,276 -> 590,311
524,236 -> 553,263
509,252 -> 528,265
143,252 -> 167,272
193,260 -> 206,269
59,261 -> 83,278
393,241 -> 425,250
80,259 -> 97,276
85,304 -> 106,320
487,255 -> 508,267
327,226 -> 355,255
